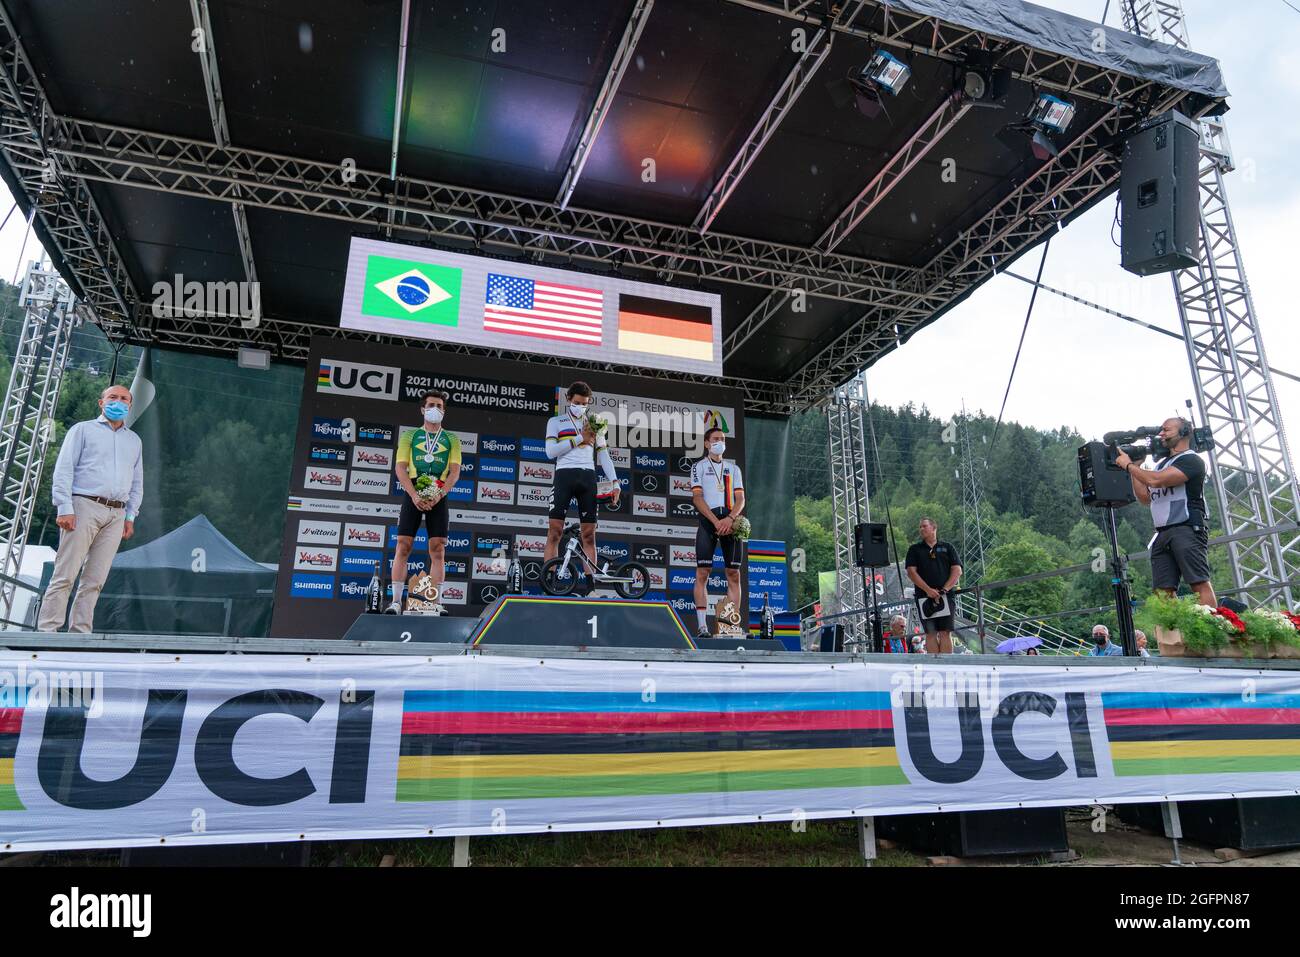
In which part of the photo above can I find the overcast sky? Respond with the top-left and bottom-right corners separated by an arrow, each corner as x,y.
0,0 -> 1296,450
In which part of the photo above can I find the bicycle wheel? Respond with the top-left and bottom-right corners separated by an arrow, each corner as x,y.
541,557 -> 580,596
613,561 -> 650,599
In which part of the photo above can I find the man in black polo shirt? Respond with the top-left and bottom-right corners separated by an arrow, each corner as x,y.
905,518 -> 963,654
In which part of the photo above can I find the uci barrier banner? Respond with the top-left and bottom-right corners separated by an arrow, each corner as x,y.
3,652 -> 1300,850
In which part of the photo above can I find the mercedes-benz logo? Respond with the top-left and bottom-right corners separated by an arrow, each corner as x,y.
642,476 -> 659,492
524,563 -> 541,581
677,455 -> 691,473
480,586 -> 500,603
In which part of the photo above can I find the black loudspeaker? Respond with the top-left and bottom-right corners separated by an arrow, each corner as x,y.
1118,797 -> 1300,851
1078,441 -> 1135,509
1121,110 -> 1200,276
877,808 -> 1068,858
853,521 -> 889,567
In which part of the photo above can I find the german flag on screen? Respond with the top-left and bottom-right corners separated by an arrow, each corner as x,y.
617,295 -> 714,362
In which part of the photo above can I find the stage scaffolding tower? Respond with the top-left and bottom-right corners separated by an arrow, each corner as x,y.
0,262 -> 77,624
957,403 -> 994,587
1123,1 -> 1300,607
827,372 -> 870,646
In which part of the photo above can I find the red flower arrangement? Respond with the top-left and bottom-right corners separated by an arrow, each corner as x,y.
1213,606 -> 1247,634
1286,611 -> 1300,631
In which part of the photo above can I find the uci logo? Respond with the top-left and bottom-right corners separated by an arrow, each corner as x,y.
317,360 -> 400,400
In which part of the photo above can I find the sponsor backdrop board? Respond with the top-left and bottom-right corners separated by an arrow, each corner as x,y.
6,652 -> 1300,851
340,237 -> 723,377
271,336 -> 745,638
746,539 -> 788,613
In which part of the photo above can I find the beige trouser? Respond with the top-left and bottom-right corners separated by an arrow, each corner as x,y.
37,496 -> 125,633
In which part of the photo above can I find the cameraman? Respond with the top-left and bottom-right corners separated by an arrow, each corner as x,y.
1114,417 -> 1215,607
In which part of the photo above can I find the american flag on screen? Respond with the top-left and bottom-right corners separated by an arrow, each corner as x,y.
483,273 -> 604,346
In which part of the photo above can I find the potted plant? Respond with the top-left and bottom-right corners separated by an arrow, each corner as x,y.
1137,592 -> 1237,657
1242,608 -> 1300,659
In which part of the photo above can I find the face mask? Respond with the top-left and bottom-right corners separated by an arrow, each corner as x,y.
103,400 -> 129,421
1093,634 -> 1108,645
709,441 -> 725,456
423,407 -> 444,424
569,403 -> 588,418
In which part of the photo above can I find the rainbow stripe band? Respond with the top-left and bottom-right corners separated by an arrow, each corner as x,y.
0,702 -> 23,810
1102,691 -> 1300,778
397,689 -> 906,801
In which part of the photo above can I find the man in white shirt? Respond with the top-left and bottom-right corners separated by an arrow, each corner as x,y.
543,382 -> 620,586
39,384 -> 143,632
690,427 -> 745,638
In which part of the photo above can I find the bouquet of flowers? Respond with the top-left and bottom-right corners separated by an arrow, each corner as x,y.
414,474 -> 443,501
1207,603 -> 1247,636
1241,606 -> 1300,649
731,516 -> 752,541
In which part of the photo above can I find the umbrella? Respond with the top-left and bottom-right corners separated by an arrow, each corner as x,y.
996,636 -> 1043,654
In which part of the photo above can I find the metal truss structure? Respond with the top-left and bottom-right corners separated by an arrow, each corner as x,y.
827,373 -> 870,645
0,262 -> 76,623
1123,0 -> 1300,607
0,0 -> 1214,416
956,404 -> 994,586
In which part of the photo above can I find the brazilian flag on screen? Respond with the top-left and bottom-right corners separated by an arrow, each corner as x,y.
361,255 -> 462,326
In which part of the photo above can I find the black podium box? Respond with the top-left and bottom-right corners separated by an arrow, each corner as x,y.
877,807 -> 1069,857
343,613 -> 476,644
1118,797 -> 1300,850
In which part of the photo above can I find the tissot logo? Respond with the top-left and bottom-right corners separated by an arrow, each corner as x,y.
316,359 -> 401,400
517,484 -> 552,508
609,447 -> 631,469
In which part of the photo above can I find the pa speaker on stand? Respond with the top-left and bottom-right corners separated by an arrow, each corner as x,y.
854,522 -> 889,652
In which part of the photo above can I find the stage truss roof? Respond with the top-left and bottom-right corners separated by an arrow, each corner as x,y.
0,0 -> 1228,413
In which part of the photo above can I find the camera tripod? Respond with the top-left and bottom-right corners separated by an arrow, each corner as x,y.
1101,505 -> 1138,656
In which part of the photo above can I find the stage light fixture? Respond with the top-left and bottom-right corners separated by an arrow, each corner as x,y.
1028,93 -> 1075,135
237,345 -> 271,370
838,49 -> 911,118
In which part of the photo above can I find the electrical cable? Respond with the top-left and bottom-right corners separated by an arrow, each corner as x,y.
990,235 -> 1051,453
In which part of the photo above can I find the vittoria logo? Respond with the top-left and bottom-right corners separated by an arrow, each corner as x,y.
297,520 -> 340,544
348,472 -> 392,496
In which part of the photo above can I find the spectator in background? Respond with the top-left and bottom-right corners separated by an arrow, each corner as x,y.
1089,624 -> 1123,657
39,384 -> 142,633
1136,630 -> 1151,658
883,614 -> 911,653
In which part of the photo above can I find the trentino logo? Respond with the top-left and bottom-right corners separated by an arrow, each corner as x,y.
362,255 -> 462,325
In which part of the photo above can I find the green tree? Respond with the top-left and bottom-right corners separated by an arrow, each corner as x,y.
984,538 -> 1067,618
